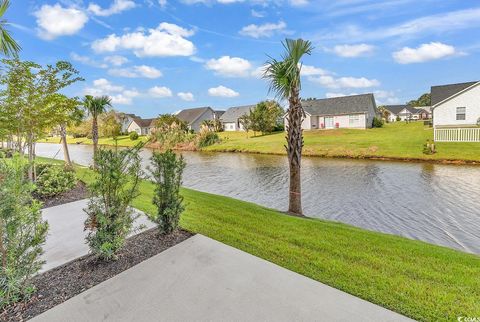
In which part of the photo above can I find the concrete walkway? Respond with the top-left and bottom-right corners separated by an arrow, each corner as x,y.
33,234 -> 412,322
41,199 -> 156,272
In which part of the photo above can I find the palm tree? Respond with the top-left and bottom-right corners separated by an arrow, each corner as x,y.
264,38 -> 313,216
0,0 -> 21,57
83,95 -> 112,168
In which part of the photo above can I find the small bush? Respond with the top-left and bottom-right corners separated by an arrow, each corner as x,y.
149,150 -> 186,234
196,128 -> 220,148
0,157 -> 48,308
84,145 -> 143,260
372,117 -> 384,128
129,131 -> 139,140
423,140 -> 436,155
396,116 -> 401,122
35,165 -> 76,197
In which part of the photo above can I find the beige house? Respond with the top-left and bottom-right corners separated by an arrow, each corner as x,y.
127,118 -> 155,135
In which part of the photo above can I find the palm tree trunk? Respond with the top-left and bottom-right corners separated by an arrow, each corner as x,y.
92,116 -> 99,169
60,124 -> 72,168
286,87 -> 304,216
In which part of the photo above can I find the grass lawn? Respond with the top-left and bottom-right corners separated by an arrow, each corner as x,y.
61,162 -> 480,322
37,135 -> 149,147
205,122 -> 480,162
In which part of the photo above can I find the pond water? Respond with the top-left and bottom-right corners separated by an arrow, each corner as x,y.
35,143 -> 480,254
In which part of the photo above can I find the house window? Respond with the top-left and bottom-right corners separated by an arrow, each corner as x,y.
349,115 -> 360,124
456,107 -> 466,120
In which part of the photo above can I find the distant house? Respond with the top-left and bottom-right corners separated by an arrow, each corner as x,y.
383,105 -> 430,122
115,113 -> 140,133
286,94 -> 377,130
432,81 -> 480,142
221,105 -> 255,131
176,107 -> 216,132
127,118 -> 155,135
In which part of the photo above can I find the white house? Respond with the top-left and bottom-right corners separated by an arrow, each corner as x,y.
384,105 -> 430,122
221,105 -> 254,131
176,107 -> 217,132
432,81 -> 480,142
285,94 -> 377,130
127,118 -> 155,135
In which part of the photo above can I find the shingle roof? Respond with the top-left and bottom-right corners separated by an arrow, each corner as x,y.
301,94 -> 376,116
220,105 -> 255,122
132,118 -> 155,128
176,107 -> 212,124
431,81 -> 478,106
383,105 -> 417,115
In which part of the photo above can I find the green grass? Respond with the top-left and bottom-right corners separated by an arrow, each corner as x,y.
205,122 -> 480,162
37,135 -> 149,147
66,163 -> 480,322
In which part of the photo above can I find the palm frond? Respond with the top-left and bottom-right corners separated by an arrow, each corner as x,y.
0,0 -> 20,57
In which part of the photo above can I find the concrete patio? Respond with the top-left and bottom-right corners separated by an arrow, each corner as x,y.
34,232 -> 412,322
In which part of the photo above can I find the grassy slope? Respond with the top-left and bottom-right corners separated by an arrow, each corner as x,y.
37,135 -> 149,147
70,164 -> 480,322
205,122 -> 480,162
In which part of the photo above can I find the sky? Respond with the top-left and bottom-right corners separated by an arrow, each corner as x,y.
7,0 -> 480,117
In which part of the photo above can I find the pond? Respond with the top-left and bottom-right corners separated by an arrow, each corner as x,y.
35,143 -> 480,254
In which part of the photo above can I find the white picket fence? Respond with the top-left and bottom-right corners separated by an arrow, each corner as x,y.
434,128 -> 480,142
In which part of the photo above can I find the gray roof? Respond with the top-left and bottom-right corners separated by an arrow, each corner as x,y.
176,107 -> 213,124
383,105 -> 417,115
301,94 -> 376,116
132,118 -> 155,128
431,81 -> 478,106
221,105 -> 255,123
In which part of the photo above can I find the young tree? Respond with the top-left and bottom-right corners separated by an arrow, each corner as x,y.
84,144 -> 143,260
149,150 -> 186,234
0,0 -> 21,57
250,100 -> 283,135
82,95 -> 112,169
100,110 -> 122,138
0,157 -> 48,308
238,114 -> 251,138
264,39 -> 313,216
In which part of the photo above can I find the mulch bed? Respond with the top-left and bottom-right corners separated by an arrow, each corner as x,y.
1,228 -> 193,321
35,181 -> 89,208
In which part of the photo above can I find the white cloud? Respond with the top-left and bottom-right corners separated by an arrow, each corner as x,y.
325,90 -> 400,105
290,0 -> 308,6
71,52 -> 107,68
205,56 -> 252,77
34,4 -> 88,40
92,22 -> 196,57
104,55 -> 129,66
108,65 -> 163,78
158,0 -> 167,7
239,21 -> 286,38
251,9 -> 265,18
148,86 -> 173,98
84,78 -> 139,105
251,65 -> 266,78
325,92 -> 358,98
208,85 -> 239,97
392,42 -> 456,64
88,0 -> 136,16
331,44 -> 374,57
178,92 -> 195,101
301,64 -> 329,76
310,75 -> 380,89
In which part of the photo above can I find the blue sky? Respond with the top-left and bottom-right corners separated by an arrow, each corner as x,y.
8,0 -> 480,117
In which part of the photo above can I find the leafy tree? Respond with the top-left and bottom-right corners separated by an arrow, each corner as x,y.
0,157 -> 48,308
377,105 -> 391,123
153,114 -> 187,132
82,95 -> 112,169
238,114 -> 251,138
201,119 -> 222,132
250,100 -> 283,135
264,38 -> 313,216
407,93 -> 431,107
100,110 -> 122,138
0,0 -> 21,57
149,150 -> 186,234
84,144 -> 143,260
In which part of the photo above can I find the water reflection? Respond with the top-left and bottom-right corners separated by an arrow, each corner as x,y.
35,143 -> 480,254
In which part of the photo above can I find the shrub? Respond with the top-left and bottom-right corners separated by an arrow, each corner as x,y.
129,131 -> 139,140
423,140 -> 436,155
196,127 -> 220,148
396,116 -> 401,122
372,117 -> 384,128
35,165 -> 76,197
84,145 -> 143,260
149,150 -> 186,234
0,158 -> 48,308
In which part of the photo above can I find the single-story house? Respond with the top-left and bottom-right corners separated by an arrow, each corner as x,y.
176,107 -> 216,132
285,94 -> 377,130
432,81 -> 480,127
127,118 -> 155,135
115,112 -> 140,133
221,105 -> 255,131
383,105 -> 430,122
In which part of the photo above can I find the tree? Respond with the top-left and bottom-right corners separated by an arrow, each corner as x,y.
238,114 -> 251,138
153,114 -> 187,132
377,105 -> 391,123
0,0 -> 21,57
100,110 -> 122,138
83,95 -> 112,168
264,38 -> 313,216
250,100 -> 283,135
407,93 -> 431,107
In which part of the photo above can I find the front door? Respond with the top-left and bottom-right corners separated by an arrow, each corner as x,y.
325,117 -> 334,129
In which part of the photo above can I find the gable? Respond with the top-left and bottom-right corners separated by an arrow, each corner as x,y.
431,81 -> 479,106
